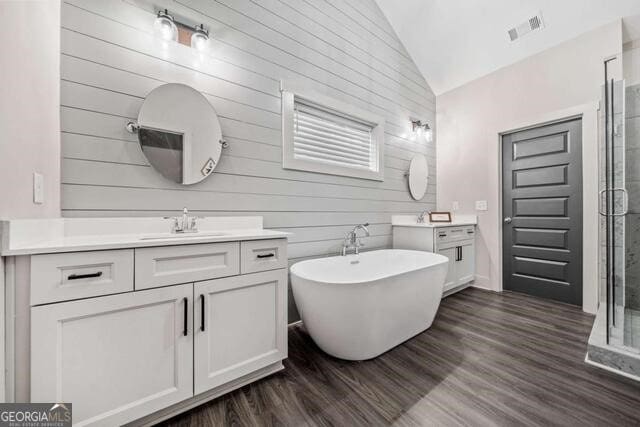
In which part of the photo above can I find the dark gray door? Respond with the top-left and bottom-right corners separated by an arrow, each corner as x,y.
502,118 -> 583,305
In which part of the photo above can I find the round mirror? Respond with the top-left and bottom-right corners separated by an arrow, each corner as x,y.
136,83 -> 222,185
408,154 -> 429,200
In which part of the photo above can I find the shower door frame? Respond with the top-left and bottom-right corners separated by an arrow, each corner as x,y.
602,56 -> 629,346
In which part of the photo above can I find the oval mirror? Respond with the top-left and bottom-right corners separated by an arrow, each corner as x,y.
408,154 -> 429,200
136,83 -> 222,185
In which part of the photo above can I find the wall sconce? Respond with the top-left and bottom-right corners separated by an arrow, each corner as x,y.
154,9 -> 210,51
191,24 -> 210,51
154,9 -> 178,42
411,119 -> 433,142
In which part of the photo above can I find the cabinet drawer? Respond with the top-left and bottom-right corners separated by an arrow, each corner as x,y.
135,242 -> 240,290
31,250 -> 134,305
436,226 -> 475,244
241,239 -> 288,274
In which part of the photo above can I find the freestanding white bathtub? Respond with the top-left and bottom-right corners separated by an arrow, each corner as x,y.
290,249 -> 449,360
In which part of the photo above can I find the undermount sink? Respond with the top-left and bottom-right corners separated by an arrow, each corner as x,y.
139,232 -> 228,240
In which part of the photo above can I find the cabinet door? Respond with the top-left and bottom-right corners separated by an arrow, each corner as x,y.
457,241 -> 475,285
437,246 -> 458,292
194,269 -> 287,394
31,284 -> 193,426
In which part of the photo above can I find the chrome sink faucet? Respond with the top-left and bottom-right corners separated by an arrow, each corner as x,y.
342,223 -> 370,256
165,207 -> 200,233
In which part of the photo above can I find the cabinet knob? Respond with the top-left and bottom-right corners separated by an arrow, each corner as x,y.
503,217 -> 512,224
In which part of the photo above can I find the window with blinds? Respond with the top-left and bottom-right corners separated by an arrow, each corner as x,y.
282,91 -> 385,181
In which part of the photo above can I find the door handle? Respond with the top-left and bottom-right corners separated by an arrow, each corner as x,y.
599,188 -> 629,216
200,294 -> 205,332
459,246 -> 463,261
503,217 -> 512,224
612,188 -> 629,217
183,297 -> 188,337
599,189 -> 607,216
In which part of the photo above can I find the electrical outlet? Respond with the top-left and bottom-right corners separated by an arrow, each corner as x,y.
33,172 -> 44,204
475,200 -> 488,211
452,201 -> 459,211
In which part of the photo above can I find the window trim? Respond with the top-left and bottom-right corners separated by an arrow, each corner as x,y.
282,86 -> 385,181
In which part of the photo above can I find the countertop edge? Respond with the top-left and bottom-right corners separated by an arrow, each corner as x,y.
391,221 -> 477,228
1,232 -> 291,256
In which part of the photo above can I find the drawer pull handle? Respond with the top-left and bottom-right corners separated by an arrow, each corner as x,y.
257,253 -> 275,259
183,297 -> 188,337
200,294 -> 205,332
67,272 -> 103,281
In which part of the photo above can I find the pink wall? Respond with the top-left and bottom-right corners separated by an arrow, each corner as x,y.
0,1 -> 61,219
0,1 -> 60,398
436,21 -> 622,307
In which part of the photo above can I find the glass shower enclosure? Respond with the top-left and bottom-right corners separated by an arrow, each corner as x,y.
602,55 -> 640,352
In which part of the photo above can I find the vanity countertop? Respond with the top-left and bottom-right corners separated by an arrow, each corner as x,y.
391,215 -> 478,228
0,216 -> 290,256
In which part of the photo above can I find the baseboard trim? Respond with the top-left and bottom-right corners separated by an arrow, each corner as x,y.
470,275 -> 495,291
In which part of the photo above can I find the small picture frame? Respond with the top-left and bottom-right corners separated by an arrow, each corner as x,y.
429,212 -> 452,223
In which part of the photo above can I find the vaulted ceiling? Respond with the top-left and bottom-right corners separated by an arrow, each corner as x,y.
375,0 -> 640,95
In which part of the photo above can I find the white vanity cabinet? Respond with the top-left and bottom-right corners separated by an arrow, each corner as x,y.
392,217 -> 477,296
194,269 -> 287,394
1,217 -> 289,427
31,284 -> 194,427
433,229 -> 476,293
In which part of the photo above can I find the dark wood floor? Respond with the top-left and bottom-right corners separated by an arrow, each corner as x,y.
160,288 -> 640,426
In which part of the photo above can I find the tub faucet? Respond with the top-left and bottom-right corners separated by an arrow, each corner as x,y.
342,223 -> 370,256
417,210 -> 431,223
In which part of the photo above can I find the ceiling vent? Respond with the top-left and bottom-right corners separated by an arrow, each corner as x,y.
508,12 -> 545,42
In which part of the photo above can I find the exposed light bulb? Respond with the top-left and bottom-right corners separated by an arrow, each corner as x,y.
154,9 -> 177,42
411,119 -> 432,142
425,128 -> 433,143
191,25 -> 209,51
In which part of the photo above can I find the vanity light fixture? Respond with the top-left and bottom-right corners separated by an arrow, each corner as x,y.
154,9 -> 178,42
191,24 -> 210,51
411,119 -> 433,142
154,9 -> 211,52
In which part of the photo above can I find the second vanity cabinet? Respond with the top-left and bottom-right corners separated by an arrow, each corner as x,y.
4,228 -> 289,427
393,221 -> 476,295
432,227 -> 476,292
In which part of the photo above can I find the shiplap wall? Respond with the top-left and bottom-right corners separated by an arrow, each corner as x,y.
60,0 -> 436,321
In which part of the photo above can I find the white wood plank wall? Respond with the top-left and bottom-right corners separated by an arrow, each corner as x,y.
60,0 -> 437,321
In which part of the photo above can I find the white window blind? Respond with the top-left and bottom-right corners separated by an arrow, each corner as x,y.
293,101 -> 378,173
282,89 -> 385,181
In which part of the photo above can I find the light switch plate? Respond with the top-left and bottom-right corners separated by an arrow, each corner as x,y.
33,172 -> 44,204
475,200 -> 488,211
452,201 -> 459,211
